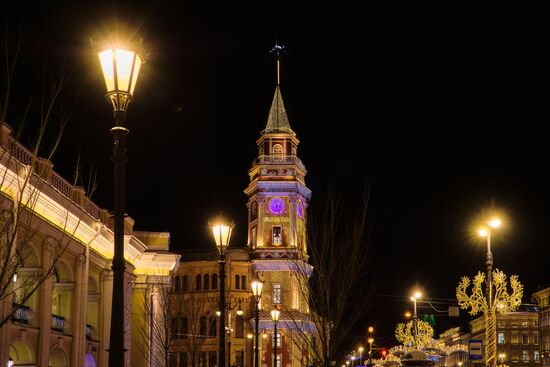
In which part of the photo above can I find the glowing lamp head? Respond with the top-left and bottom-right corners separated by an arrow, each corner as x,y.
358,347 -> 364,353
478,228 -> 489,237
346,362 -> 350,366
209,220 -> 234,254
368,326 -> 374,333
236,306 -> 244,316
251,280 -> 264,297
458,362 -> 463,367
247,333 -> 253,339
92,38 -> 146,112
413,291 -> 422,299
216,310 -> 221,316
368,338 -> 374,344
404,311 -> 412,318
262,334 -> 268,339
271,308 -> 280,322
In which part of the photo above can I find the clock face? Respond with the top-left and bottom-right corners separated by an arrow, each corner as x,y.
269,197 -> 285,214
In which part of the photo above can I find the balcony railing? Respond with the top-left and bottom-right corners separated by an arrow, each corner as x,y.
254,155 -> 306,171
51,314 -> 65,332
12,303 -> 33,324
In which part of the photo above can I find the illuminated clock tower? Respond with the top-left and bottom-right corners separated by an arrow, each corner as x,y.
244,49 -> 313,367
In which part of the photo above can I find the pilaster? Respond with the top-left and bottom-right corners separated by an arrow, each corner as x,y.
38,239 -> 55,367
71,253 -> 86,367
99,269 -> 113,367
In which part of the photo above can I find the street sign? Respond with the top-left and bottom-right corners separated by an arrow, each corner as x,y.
469,339 -> 483,360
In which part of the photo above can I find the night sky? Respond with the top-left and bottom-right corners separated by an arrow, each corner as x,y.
5,1 -> 548,350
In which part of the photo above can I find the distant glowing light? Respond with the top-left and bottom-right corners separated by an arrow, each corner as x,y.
478,228 -> 488,237
489,218 -> 501,228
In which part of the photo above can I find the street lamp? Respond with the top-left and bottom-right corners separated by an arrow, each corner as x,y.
358,347 -> 364,367
367,338 -> 374,367
410,291 -> 422,348
211,221 -> 235,367
226,301 -> 244,367
93,38 -> 145,367
478,218 -> 501,317
251,280 -> 264,367
271,307 -> 281,367
498,353 -> 505,365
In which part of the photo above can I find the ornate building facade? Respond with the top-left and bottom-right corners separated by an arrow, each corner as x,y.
0,122 -> 179,367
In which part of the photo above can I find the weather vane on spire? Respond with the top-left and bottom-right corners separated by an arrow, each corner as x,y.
270,41 -> 286,86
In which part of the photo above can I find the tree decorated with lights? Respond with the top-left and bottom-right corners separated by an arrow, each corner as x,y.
395,319 -> 434,349
456,270 -> 523,367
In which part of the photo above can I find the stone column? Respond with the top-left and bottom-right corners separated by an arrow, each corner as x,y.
71,254 -> 86,367
37,239 -> 55,367
99,269 -> 113,367
257,196 -> 265,247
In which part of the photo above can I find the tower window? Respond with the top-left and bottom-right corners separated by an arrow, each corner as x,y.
272,226 -> 282,245
204,274 -> 210,290
182,275 -> 188,291
272,143 -> 283,157
212,274 -> 218,289
195,274 -> 201,290
241,275 -> 247,290
273,283 -> 281,304
235,275 -> 240,289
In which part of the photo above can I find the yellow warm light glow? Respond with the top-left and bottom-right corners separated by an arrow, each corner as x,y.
414,291 -> 422,299
262,334 -> 267,339
478,228 -> 488,237
271,308 -> 280,322
247,333 -> 253,339
358,347 -> 364,352
210,221 -> 234,249
98,47 -> 142,95
489,218 -> 501,228
251,280 -> 264,297
368,338 -> 374,344
216,311 -> 221,316
404,311 -> 412,318
368,326 -> 374,333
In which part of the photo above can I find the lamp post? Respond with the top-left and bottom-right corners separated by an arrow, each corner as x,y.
93,38 -> 145,367
367,338 -> 374,367
410,291 -> 422,349
271,307 -> 280,367
251,280 -> 264,367
226,302 -> 244,367
211,221 -> 235,367
478,218 -> 501,367
358,347 -> 364,367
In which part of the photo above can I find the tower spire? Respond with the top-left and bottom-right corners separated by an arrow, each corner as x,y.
271,42 -> 285,86
264,42 -> 293,134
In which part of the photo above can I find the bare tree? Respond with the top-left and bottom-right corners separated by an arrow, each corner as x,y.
0,14 -> 92,329
134,277 -> 173,367
283,188 -> 373,367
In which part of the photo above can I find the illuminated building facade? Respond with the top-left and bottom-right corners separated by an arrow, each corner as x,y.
533,287 -> 550,367
0,122 -> 179,367
169,248 -> 255,367
469,305 -> 540,367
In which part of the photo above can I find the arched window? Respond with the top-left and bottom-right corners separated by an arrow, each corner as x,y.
272,143 -> 284,157
209,316 -> 217,337
181,317 -> 189,338
236,315 -> 244,338
195,274 -> 202,290
212,274 -> 218,289
235,275 -> 240,289
204,274 -> 210,290
182,275 -> 188,291
200,316 -> 207,336
171,317 -> 178,339
241,275 -> 247,290
174,276 -> 181,291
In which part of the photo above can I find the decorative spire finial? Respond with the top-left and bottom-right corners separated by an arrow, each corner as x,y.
270,41 -> 285,86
